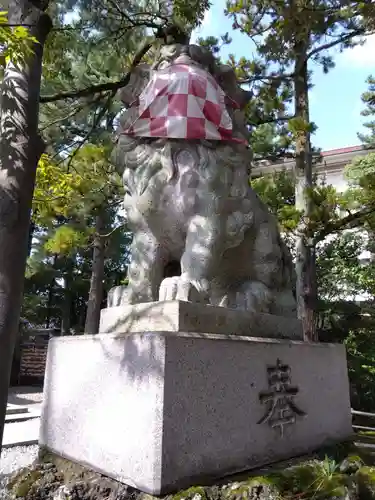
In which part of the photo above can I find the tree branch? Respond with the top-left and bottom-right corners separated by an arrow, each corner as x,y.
305,29 -> 366,63
239,73 -> 294,84
99,223 -> 125,238
39,102 -> 86,131
2,23 -> 86,31
250,114 -> 294,126
238,30 -> 369,86
63,90 -> 116,172
314,204 -> 375,244
40,39 -> 153,103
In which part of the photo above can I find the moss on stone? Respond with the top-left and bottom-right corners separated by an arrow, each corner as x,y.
221,476 -> 281,500
356,466 -> 375,500
8,469 -> 42,498
6,449 -> 364,500
173,485 -> 207,500
339,454 -> 364,474
38,446 -> 93,483
266,459 -> 352,499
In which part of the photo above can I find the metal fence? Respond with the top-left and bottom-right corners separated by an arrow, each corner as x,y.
352,409 -> 375,457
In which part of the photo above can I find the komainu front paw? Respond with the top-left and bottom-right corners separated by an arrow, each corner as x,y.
107,285 -> 132,307
234,281 -> 272,313
158,275 -> 208,303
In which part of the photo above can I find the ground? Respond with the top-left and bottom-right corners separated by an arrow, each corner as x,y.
7,387 -> 43,407
2,443 -> 375,500
2,387 -> 43,448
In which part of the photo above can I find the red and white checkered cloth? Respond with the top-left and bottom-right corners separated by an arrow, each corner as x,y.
121,62 -> 246,143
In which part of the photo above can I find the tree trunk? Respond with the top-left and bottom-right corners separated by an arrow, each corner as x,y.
294,46 -> 318,342
0,0 -> 52,451
84,210 -> 106,334
45,254 -> 57,328
45,279 -> 54,329
61,273 -> 72,335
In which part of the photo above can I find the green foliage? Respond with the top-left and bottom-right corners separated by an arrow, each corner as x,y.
251,169 -> 347,238
271,458 -> 350,499
44,225 -> 90,255
33,141 -> 122,247
288,117 -> 317,137
253,165 -> 375,409
33,154 -> 84,223
317,232 -> 375,301
0,11 -> 38,69
356,466 -> 375,500
251,170 -> 300,231
348,153 -> 375,184
358,76 -> 375,147
20,0 -> 145,333
219,455 -> 358,500
172,0 -> 211,31
222,0 -> 374,161
250,123 -> 293,161
346,328 -> 375,411
343,153 -> 375,235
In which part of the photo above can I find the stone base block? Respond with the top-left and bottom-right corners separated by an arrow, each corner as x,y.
40,332 -> 352,495
99,300 -> 303,339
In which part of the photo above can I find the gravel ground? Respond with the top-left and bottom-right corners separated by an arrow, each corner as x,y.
2,418 -> 40,448
0,445 -> 39,499
7,387 -> 43,406
0,387 -> 43,498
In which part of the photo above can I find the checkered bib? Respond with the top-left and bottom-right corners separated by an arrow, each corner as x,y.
121,62 -> 245,143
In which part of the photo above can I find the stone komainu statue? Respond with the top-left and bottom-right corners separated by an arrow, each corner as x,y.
109,43 -> 297,317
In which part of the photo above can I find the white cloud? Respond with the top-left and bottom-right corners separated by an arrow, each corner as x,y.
340,34 -> 375,67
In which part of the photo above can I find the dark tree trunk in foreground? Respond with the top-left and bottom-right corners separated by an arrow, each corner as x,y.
294,42 -> 318,342
0,0 -> 52,452
84,210 -> 106,334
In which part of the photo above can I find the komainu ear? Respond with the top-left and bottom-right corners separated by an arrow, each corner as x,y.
119,64 -> 151,106
188,44 -> 216,70
216,64 -> 253,109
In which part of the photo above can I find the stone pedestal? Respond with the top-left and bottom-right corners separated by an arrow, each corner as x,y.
99,300 -> 303,339
40,310 -> 352,495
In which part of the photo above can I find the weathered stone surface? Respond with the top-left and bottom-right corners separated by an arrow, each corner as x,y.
99,301 -> 303,339
40,332 -> 352,495
6,459 -> 133,500
109,42 -> 297,317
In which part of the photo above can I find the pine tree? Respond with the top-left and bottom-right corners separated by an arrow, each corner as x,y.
253,165 -> 375,409
359,75 -> 375,148
225,0 -> 375,340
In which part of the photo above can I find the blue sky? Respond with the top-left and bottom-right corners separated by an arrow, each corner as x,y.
191,4 -> 375,152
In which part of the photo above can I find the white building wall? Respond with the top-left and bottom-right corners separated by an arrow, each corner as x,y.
317,169 -> 348,192
252,146 -> 375,302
